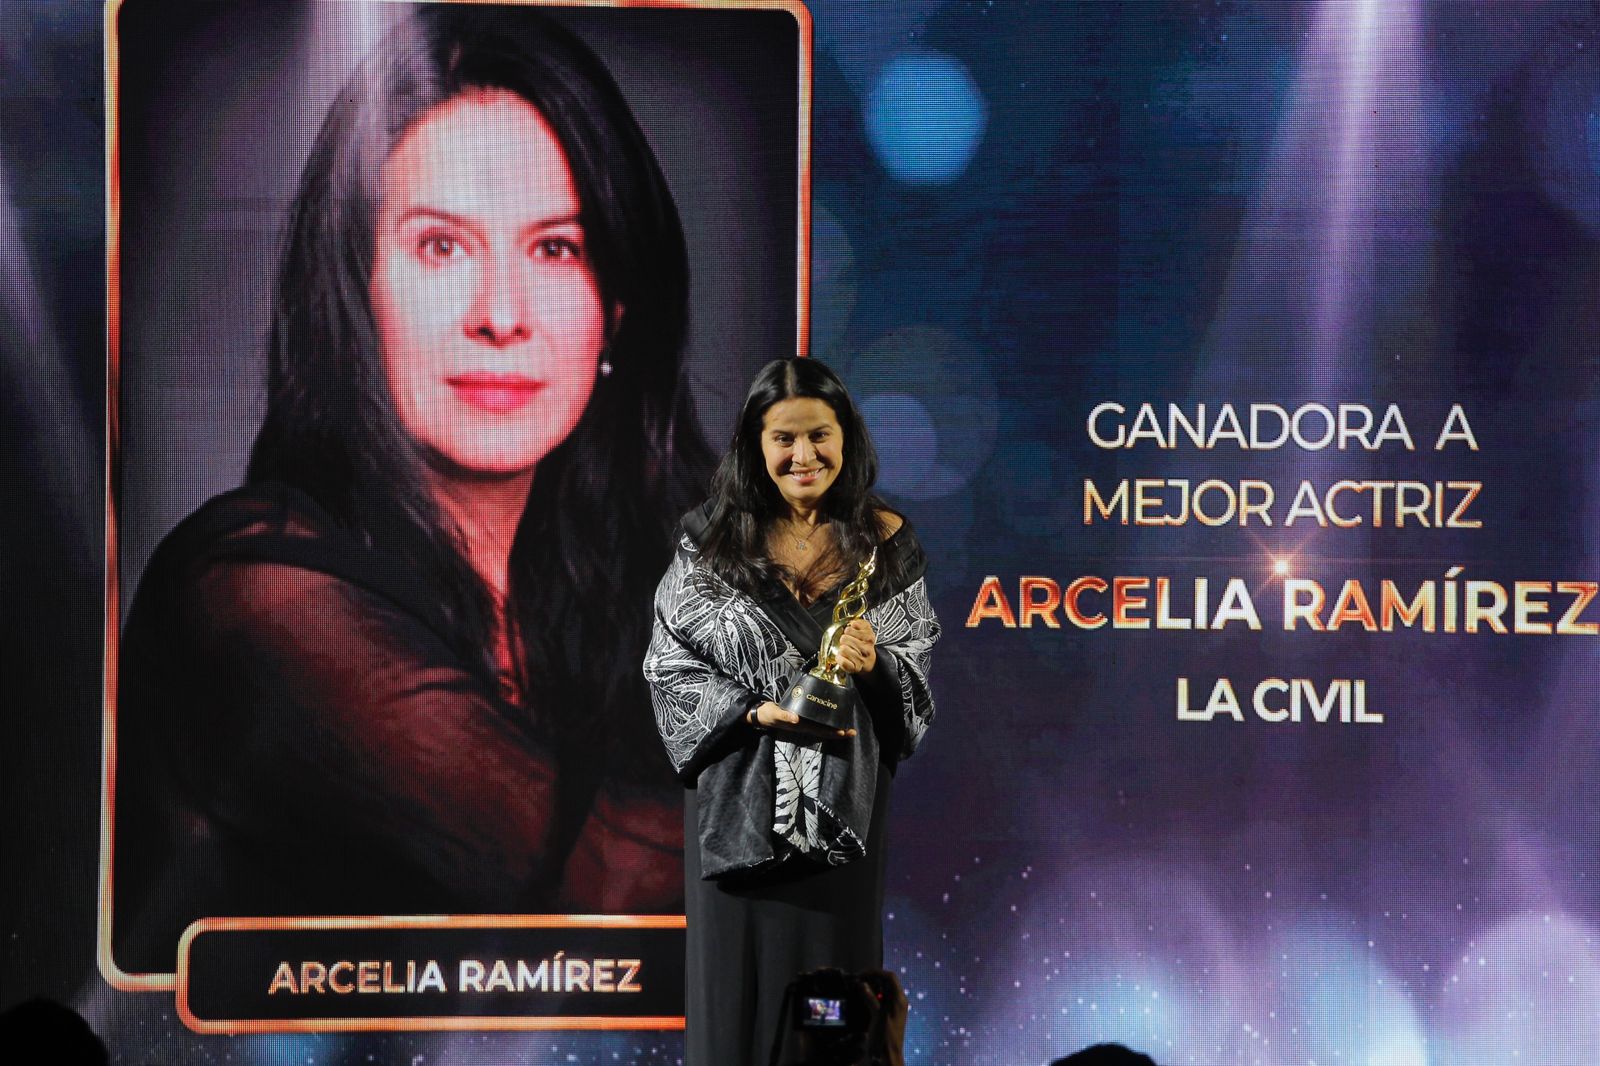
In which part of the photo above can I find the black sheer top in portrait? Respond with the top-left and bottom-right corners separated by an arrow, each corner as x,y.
111,483 -> 679,974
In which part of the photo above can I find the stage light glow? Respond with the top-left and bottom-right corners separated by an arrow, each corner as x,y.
1275,921 -> 1429,1066
864,50 -> 987,185
1435,913 -> 1600,1065
1195,0 -> 1427,394
1272,558 -> 1290,576
298,0 -> 409,144
1040,961 -> 1191,1061
981,864 -> 1260,1066
0,153 -> 96,561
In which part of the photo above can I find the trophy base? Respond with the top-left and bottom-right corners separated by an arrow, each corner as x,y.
780,673 -> 857,730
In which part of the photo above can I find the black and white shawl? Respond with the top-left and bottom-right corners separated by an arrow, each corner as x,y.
644,508 -> 940,880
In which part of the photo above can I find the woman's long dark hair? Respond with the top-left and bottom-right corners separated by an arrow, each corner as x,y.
247,7 -> 711,788
699,358 -> 910,597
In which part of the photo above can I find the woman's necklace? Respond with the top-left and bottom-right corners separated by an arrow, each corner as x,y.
783,518 -> 825,553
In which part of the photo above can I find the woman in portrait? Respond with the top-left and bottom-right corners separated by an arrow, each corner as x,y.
112,6 -> 710,972
644,357 -> 940,1065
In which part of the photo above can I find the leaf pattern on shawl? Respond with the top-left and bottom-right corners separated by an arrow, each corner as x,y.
866,576 -> 940,759
771,741 -> 812,844
645,538 -> 804,776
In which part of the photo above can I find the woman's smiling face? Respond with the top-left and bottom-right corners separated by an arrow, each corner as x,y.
760,396 -> 844,513
370,90 -> 607,478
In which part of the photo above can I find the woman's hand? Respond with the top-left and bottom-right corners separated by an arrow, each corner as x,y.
748,701 -> 857,740
833,618 -> 877,675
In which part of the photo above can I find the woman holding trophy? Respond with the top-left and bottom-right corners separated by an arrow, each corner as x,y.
645,357 -> 941,1065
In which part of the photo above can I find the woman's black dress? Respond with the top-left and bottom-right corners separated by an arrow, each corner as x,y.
111,482 -> 681,975
681,592 -> 896,1066
647,504 -> 940,1065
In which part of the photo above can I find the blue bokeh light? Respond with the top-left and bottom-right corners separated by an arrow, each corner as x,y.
864,50 -> 988,185
847,326 -> 998,502
859,392 -> 938,495
810,203 -> 858,356
245,1033 -> 343,1066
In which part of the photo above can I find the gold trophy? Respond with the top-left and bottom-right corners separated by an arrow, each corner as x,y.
782,549 -> 878,729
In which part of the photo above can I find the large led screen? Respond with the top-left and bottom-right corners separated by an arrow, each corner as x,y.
2,0 -> 1598,1063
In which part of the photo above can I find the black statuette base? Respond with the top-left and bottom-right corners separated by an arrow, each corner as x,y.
780,672 -> 857,730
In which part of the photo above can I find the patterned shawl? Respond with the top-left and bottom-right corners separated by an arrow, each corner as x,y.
644,510 -> 940,880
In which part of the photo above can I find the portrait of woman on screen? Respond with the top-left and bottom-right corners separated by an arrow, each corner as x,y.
111,5 -> 712,972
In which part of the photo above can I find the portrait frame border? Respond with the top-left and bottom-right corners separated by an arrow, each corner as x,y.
97,0 -> 813,1014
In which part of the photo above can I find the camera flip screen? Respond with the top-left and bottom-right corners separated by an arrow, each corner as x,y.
802,997 -> 845,1028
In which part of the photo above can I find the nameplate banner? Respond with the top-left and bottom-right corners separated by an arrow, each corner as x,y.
176,916 -> 686,1032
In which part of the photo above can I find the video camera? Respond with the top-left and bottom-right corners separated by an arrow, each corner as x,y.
773,968 -> 907,1066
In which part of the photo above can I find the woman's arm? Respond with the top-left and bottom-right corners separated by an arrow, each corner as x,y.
642,555 -> 768,782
